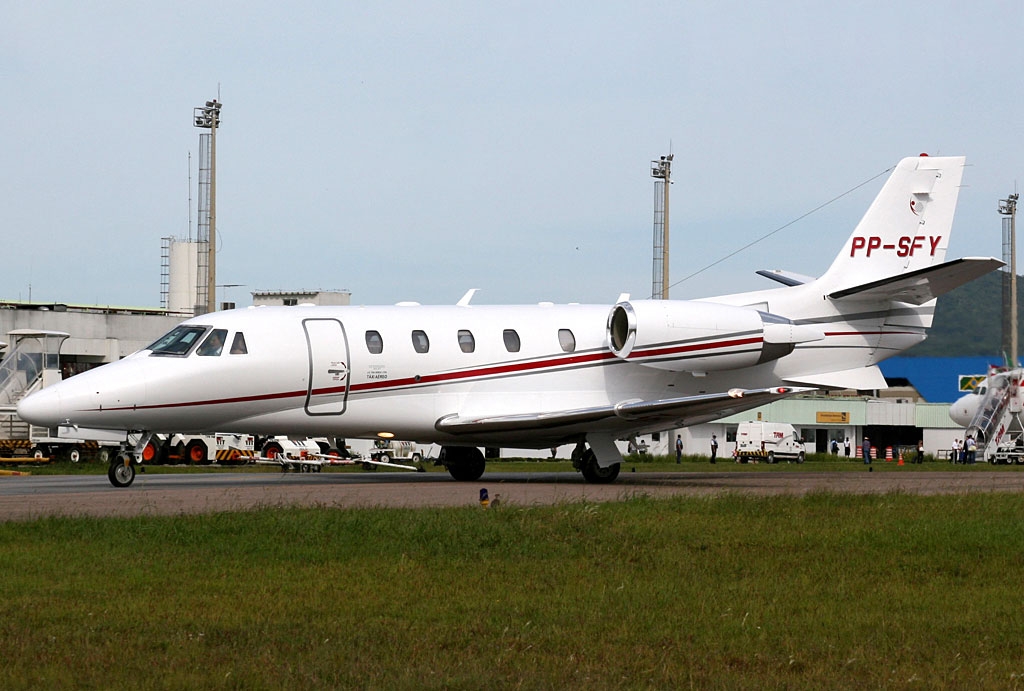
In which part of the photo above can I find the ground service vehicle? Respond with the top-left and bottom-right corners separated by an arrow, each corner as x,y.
735,422 -> 806,463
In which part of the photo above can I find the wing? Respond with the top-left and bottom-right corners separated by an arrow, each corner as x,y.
434,386 -> 814,437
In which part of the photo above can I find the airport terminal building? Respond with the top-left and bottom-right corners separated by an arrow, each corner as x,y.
674,356 -> 999,461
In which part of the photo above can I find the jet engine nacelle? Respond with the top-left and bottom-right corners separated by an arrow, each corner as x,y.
607,300 -> 824,373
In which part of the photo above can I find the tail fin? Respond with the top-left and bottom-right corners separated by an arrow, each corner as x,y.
818,154 -> 966,294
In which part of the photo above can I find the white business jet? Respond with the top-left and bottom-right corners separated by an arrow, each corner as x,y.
18,155 -> 1001,487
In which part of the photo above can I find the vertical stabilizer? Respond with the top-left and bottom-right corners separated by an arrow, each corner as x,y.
818,155 -> 965,294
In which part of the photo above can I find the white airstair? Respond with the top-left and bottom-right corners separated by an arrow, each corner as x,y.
0,331 -> 69,442
965,369 -> 1024,463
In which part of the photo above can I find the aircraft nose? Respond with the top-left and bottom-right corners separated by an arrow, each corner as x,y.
17,387 -> 63,428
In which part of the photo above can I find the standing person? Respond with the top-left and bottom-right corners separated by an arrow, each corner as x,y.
675,435 -> 683,464
710,434 -> 718,464
862,436 -> 872,464
831,439 -> 839,455
966,435 -> 977,464
951,439 -> 959,464
844,437 -> 851,457
916,439 -> 924,464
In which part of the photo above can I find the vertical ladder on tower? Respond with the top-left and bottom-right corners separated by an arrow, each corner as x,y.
160,236 -> 171,309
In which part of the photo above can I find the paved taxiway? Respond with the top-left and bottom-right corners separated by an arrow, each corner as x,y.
1,470 -> 1022,521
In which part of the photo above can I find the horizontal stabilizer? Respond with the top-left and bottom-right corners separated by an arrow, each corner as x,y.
785,365 -> 887,390
435,386 -> 815,435
756,269 -> 816,287
828,257 -> 1003,305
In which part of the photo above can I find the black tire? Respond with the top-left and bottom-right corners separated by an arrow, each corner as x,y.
579,449 -> 621,484
108,457 -> 135,488
185,440 -> 210,465
442,447 -> 486,481
797,451 -> 805,464
96,447 -> 111,464
378,453 -> 391,464
67,446 -> 82,463
263,442 -> 284,460
767,451 -> 776,464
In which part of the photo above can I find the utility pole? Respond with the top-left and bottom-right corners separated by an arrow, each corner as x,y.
193,98 -> 222,314
1000,193 -> 1019,367
651,154 -> 673,299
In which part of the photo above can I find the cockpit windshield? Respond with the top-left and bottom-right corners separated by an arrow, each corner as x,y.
147,325 -> 209,356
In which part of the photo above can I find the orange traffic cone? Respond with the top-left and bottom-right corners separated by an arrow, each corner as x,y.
898,449 -> 904,466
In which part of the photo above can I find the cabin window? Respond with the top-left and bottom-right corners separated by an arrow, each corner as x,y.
558,329 -> 576,353
458,330 -> 475,353
197,329 -> 228,357
503,329 -> 521,353
148,325 -> 208,356
230,332 -> 248,354
365,330 -> 384,354
412,330 -> 430,354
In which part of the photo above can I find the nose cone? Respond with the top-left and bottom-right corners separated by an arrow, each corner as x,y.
949,394 -> 978,427
17,387 -> 63,427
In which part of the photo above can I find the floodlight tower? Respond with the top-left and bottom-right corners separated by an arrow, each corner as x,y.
1000,192 -> 1019,367
193,98 -> 222,315
651,154 -> 673,299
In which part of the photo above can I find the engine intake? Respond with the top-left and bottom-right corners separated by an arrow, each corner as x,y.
607,300 -> 823,372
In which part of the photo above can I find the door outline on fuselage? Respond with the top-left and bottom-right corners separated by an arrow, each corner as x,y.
303,318 -> 350,416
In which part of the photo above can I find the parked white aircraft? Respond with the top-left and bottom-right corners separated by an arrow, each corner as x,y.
18,155 -> 1001,487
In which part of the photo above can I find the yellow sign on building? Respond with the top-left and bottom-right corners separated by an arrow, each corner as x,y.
816,411 -> 850,424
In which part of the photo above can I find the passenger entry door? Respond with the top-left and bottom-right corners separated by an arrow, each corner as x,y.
303,318 -> 350,416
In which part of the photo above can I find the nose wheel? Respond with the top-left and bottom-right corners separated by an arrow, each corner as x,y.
108,454 -> 136,488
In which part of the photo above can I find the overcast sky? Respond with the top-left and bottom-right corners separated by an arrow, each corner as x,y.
3,2 -> 1022,308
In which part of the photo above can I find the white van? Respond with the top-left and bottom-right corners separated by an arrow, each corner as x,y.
734,422 -> 806,463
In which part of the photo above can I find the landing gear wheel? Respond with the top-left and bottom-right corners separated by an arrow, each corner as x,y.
442,447 -> 486,481
579,449 -> 620,484
108,456 -> 136,488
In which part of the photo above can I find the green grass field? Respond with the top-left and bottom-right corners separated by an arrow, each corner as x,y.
2,491 -> 1024,688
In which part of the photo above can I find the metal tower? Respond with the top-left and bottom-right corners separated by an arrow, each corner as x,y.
193,99 -> 222,315
651,154 -> 673,299
1000,193 -> 1019,367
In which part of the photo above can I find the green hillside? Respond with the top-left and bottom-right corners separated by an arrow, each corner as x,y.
906,270 -> 1013,357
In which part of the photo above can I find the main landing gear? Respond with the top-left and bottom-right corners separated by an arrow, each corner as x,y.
439,446 -> 486,481
572,444 -> 621,484
438,443 -> 622,484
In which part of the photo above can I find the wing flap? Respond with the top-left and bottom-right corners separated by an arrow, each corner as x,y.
434,386 -> 815,436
